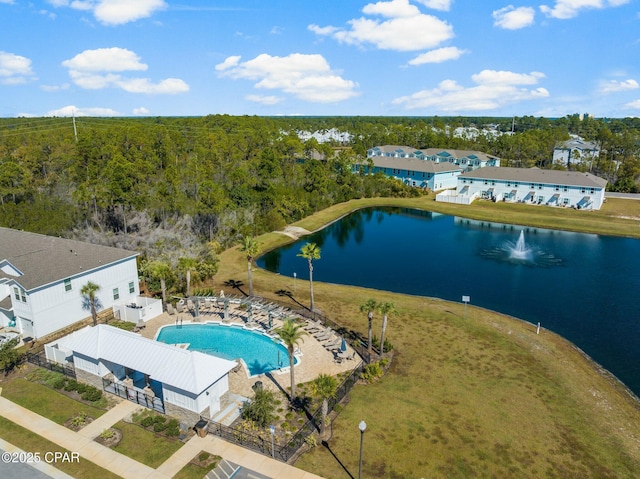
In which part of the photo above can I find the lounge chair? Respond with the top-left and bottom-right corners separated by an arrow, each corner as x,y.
167,304 -> 175,315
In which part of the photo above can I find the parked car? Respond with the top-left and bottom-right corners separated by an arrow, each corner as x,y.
0,332 -> 19,347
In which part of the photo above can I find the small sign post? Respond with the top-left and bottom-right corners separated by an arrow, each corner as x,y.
293,272 -> 297,293
462,295 -> 470,319
270,425 -> 275,458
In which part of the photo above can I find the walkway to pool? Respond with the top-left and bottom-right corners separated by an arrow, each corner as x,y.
137,298 -> 360,399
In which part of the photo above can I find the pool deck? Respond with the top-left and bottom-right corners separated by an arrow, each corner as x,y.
137,302 -> 360,399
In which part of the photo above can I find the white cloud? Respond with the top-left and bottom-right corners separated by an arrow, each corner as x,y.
62,47 -> 147,72
215,55 -> 241,72
62,47 -> 188,94
46,105 -> 119,116
392,69 -> 549,111
133,106 -> 150,115
599,79 -> 639,93
47,0 -> 166,25
493,5 -> 535,29
118,77 -> 189,94
415,0 -> 453,11
408,46 -> 468,65
0,51 -> 35,84
540,0 -> 630,20
216,53 -> 359,103
41,83 -> 70,92
309,0 -> 454,51
0,0 -> 16,4
245,94 -> 283,105
623,99 -> 640,110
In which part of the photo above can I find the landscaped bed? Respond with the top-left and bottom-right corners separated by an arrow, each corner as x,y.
0,371 -> 108,426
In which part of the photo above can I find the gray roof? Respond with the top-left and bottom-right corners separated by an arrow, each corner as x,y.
555,139 -> 599,151
460,167 -> 607,188
371,145 -> 499,161
0,227 -> 138,291
370,155 -> 463,173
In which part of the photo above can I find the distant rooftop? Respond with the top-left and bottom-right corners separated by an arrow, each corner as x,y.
460,167 -> 607,188
0,227 -> 138,291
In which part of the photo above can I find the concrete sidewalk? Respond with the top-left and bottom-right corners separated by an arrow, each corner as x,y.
0,395 -> 324,479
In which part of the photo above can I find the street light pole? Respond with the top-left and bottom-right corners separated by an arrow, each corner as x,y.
358,420 -> 367,479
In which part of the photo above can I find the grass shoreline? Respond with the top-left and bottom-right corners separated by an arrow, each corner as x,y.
213,195 -> 640,477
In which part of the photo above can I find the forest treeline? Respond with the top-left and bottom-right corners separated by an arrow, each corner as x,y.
1,114 -> 639,290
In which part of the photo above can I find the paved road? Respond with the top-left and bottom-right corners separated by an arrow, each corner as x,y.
0,448 -> 56,479
606,192 -> 640,200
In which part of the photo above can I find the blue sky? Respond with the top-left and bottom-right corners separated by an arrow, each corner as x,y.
1,0 -> 639,118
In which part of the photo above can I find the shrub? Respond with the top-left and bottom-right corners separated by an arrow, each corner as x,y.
70,413 -> 88,428
100,429 -> 115,440
166,422 -> 180,437
305,434 -> 317,448
64,380 -> 78,392
81,386 -> 103,402
153,421 -> 168,433
361,362 -> 383,383
141,416 -> 154,428
241,388 -> 277,428
52,376 -> 67,390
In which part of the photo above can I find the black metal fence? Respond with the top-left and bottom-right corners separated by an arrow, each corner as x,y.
102,378 -> 165,414
207,360 -> 366,462
25,351 -> 76,379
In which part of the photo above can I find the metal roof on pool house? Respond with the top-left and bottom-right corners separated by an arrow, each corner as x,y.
52,325 -> 236,395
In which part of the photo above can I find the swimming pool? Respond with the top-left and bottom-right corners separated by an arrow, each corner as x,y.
155,323 -> 296,376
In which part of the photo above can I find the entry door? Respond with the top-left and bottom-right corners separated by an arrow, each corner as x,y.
18,317 -> 34,339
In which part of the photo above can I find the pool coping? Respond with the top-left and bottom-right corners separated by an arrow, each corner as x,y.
154,320 -> 303,379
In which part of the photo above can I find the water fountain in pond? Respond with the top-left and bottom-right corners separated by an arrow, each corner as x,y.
509,231 -> 532,260
481,230 -> 562,267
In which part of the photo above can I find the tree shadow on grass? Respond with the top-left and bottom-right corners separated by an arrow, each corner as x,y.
224,279 -> 247,296
275,289 -> 308,311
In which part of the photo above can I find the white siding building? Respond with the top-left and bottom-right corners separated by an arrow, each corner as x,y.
553,139 -> 600,167
0,227 -> 153,340
357,155 -> 462,191
46,325 -> 236,422
437,167 -> 607,210
367,145 -> 500,171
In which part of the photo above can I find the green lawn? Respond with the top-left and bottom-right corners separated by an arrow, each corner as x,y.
0,377 -> 107,425
212,196 -> 640,478
111,420 -> 183,468
0,416 -> 120,479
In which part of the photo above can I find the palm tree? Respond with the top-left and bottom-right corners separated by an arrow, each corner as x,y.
178,256 -> 198,297
239,236 -> 259,297
310,373 -> 338,435
377,301 -> 396,355
276,318 -> 307,401
360,299 -> 378,355
146,260 -> 172,310
80,281 -> 101,326
297,242 -> 321,311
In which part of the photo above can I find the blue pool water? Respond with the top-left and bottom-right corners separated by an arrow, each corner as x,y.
156,323 -> 295,376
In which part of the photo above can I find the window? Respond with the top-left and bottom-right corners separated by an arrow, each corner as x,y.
555,185 -> 560,191
507,182 -> 511,187
538,184 -> 543,190
590,188 -> 595,194
581,188 -> 586,194
129,282 -> 135,294
113,288 -> 120,300
64,278 -> 72,292
563,186 -> 568,192
484,180 -> 488,185
13,287 -> 26,303
563,198 -> 570,205
530,183 -> 535,189
513,182 -> 519,187
491,181 -> 496,186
